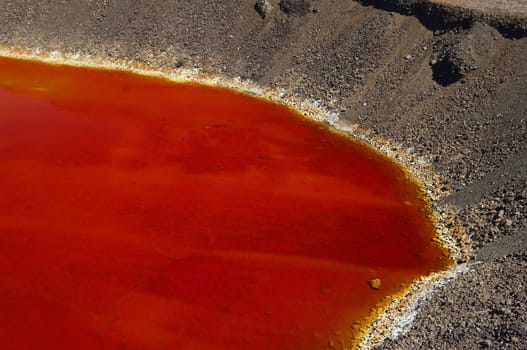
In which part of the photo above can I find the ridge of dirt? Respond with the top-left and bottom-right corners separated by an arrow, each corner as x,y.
357,0 -> 527,38
0,0 -> 526,349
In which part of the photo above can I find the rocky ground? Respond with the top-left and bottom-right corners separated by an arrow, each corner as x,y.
0,0 -> 525,348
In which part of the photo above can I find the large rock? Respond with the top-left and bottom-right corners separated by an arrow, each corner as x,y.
431,22 -> 500,85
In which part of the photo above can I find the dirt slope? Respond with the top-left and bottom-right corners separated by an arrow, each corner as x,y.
0,0 -> 526,348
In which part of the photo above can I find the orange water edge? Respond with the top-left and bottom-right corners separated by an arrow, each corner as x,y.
0,56 -> 451,350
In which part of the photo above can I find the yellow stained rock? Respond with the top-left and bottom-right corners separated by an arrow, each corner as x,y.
369,278 -> 382,290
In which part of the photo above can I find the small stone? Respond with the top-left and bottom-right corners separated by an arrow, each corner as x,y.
404,55 -> 412,60
500,307 -> 511,315
505,219 -> 513,226
511,336 -> 519,343
369,278 -> 381,290
255,0 -> 273,19
480,339 -> 492,348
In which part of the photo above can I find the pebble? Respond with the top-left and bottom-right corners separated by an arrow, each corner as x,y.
369,278 -> 382,290
480,339 -> 492,348
255,0 -> 273,19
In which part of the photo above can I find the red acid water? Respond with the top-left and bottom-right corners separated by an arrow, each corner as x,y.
0,56 -> 450,350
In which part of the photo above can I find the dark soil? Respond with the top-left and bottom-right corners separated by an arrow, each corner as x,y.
0,0 -> 525,348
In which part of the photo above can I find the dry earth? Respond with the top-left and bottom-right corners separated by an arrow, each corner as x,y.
0,0 -> 526,349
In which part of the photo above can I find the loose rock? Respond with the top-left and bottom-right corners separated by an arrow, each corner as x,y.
369,278 -> 382,290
